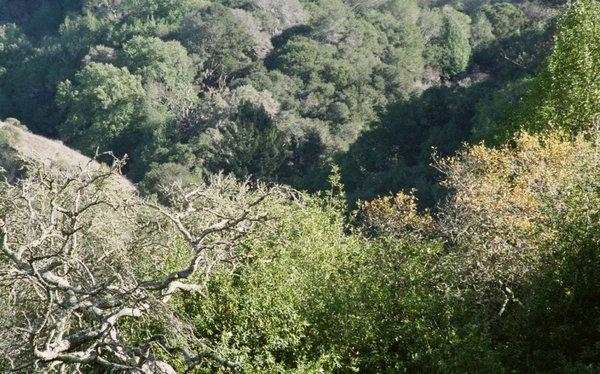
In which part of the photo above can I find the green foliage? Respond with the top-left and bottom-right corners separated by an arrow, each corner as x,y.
1,13 -> 112,135
470,78 -> 532,144
57,62 -> 145,154
0,24 -> 30,117
0,0 -> 80,39
0,0 -> 556,197
182,191 -> 453,372
339,5 -> 558,206
0,2 -> 569,186
121,36 -> 194,85
439,14 -> 471,79
121,35 -> 197,115
0,23 -> 29,75
470,13 -> 495,49
340,82 -> 494,206
57,12 -> 112,58
81,0 -> 204,25
4,123 -> 599,372
437,130 -> 600,371
195,102 -> 289,181
518,0 -> 600,133
1,2 -> 598,373
479,3 -> 527,39
0,128 -> 25,182
272,36 -> 335,82
180,3 -> 254,82
367,8 -> 425,97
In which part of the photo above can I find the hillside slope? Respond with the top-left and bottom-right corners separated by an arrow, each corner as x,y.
0,118 -> 135,190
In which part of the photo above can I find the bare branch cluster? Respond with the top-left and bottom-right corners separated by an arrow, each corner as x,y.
0,157 -> 272,373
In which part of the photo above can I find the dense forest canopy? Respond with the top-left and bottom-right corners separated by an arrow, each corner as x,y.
0,0 -> 599,372
1,0 -> 564,202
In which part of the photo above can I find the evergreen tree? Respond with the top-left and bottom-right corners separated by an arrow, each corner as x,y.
520,0 -> 600,133
440,14 -> 471,79
197,101 -> 288,180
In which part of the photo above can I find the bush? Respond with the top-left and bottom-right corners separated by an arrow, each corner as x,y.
180,187 -> 455,372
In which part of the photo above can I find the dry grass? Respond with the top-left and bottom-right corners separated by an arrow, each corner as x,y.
0,119 -> 135,191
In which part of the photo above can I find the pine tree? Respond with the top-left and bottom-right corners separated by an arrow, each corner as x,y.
440,15 -> 471,79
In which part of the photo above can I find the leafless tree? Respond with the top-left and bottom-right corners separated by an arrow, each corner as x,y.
0,157 -> 273,372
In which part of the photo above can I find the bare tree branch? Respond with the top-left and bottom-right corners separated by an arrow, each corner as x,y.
0,159 -> 275,372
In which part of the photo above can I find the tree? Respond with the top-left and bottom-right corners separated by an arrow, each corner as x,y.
470,13 -> 494,49
0,24 -> 30,117
439,14 -> 471,79
339,82 -> 483,206
121,36 -> 197,116
183,176 -> 451,372
519,0 -> 600,133
121,36 -> 195,86
179,3 -> 253,87
0,24 -> 30,78
139,162 -> 202,203
82,0 -> 204,24
196,101 -> 289,181
56,62 -> 145,154
479,3 -> 527,39
437,128 -> 594,305
436,127 -> 600,370
271,35 -> 335,82
367,9 -> 425,97
0,157 -> 274,372
3,12 -> 111,136
0,0 -> 80,39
